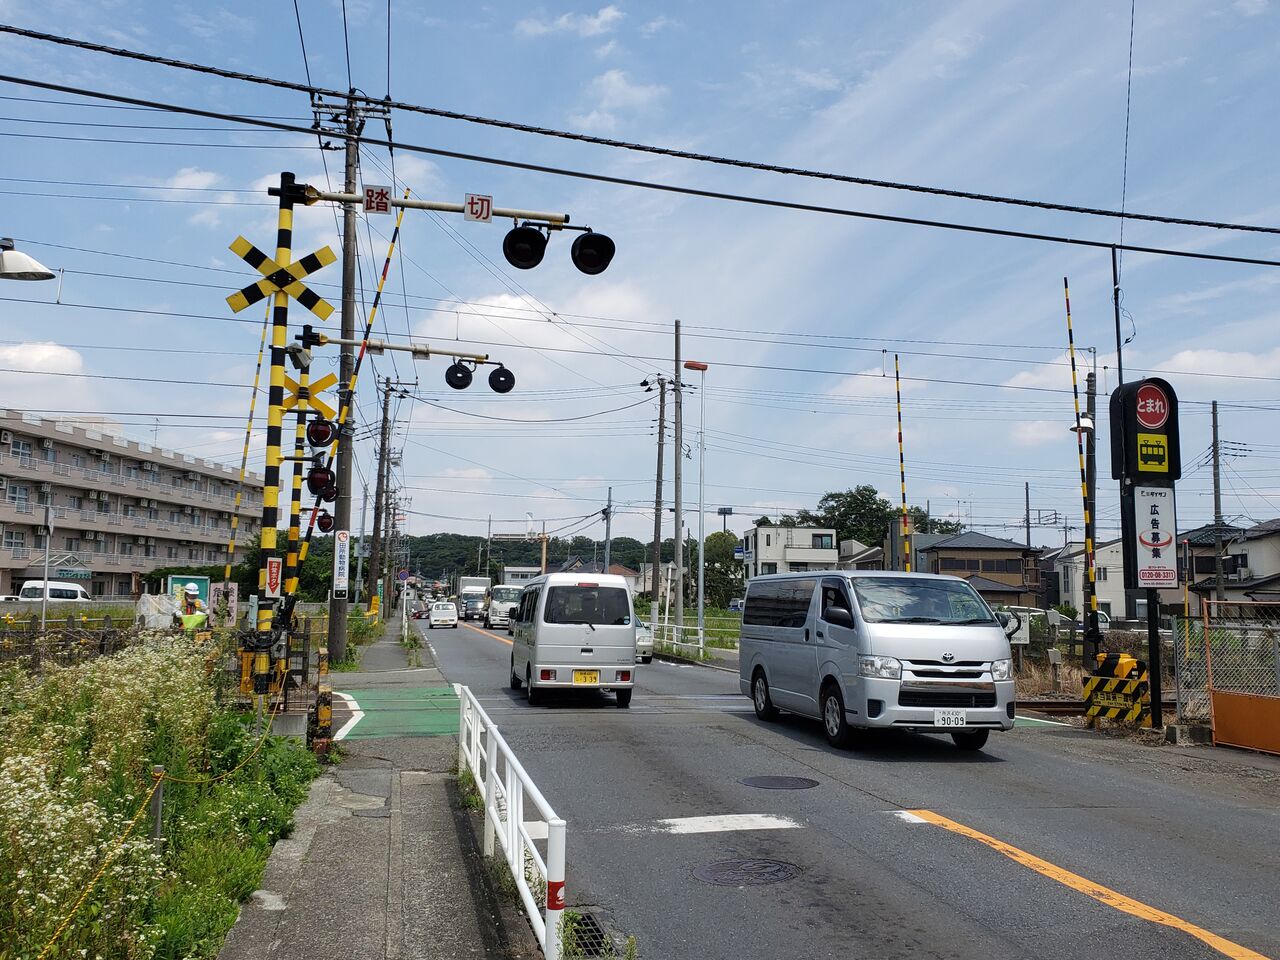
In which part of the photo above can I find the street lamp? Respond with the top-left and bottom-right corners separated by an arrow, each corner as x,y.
684,359 -> 708,655
0,238 -> 55,281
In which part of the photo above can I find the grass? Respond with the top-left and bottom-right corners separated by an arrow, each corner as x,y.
0,633 -> 320,959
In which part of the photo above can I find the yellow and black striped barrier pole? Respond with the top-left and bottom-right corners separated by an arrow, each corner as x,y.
223,302 -> 270,595
895,353 -> 911,572
1063,278 -> 1100,668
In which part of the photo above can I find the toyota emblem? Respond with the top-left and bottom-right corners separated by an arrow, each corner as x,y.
941,652 -> 956,663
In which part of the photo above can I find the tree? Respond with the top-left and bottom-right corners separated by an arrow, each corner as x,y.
907,506 -> 964,536
796,485 -> 896,547
702,530 -> 745,607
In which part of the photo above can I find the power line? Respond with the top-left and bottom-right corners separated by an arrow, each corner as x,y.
405,394 -> 653,423
5,73 -> 1280,270
3,24 -> 1278,236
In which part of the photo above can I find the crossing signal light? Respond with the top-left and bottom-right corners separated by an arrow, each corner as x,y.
502,225 -> 547,270
306,465 -> 335,497
570,232 -> 615,275
445,361 -> 473,390
488,365 -> 515,394
320,484 -> 338,503
317,510 -> 335,533
306,417 -> 337,447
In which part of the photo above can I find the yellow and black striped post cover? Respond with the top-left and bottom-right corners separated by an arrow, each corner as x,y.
225,236 -> 337,320
1083,653 -> 1152,727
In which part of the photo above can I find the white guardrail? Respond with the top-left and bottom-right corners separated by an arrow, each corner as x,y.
456,684 -> 568,960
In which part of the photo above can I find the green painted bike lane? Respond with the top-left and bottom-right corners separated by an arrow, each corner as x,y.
336,686 -> 459,739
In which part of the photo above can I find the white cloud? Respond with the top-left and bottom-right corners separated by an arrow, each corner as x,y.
790,68 -> 843,92
516,5 -> 623,38
1010,421 -> 1060,447
931,32 -> 983,77
641,15 -> 677,36
0,343 -> 83,374
594,39 -> 618,58
154,167 -> 222,190
569,69 -> 667,131
1233,0 -> 1268,15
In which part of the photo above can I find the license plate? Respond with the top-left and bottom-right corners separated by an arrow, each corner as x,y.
573,670 -> 599,685
933,709 -> 967,727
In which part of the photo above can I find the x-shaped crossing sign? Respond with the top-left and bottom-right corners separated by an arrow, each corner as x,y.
225,236 -> 337,320
282,372 -> 338,421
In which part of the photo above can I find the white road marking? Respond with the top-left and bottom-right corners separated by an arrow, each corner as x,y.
333,691 -> 364,741
1015,714 -> 1073,727
647,814 -> 801,834
891,810 -> 927,824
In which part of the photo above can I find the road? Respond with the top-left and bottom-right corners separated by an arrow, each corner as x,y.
413,620 -> 1280,960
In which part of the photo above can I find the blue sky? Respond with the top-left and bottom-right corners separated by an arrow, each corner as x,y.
2,0 -> 1279,550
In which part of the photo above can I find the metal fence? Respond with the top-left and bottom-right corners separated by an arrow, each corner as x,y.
1202,601 -> 1280,697
0,614 -> 142,670
457,684 -> 567,960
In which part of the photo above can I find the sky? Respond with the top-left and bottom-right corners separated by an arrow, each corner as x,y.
2,0 -> 1280,554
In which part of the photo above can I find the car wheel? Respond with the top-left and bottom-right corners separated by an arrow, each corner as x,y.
641,655 -> 652,664
510,655 -> 523,690
821,682 -> 852,748
951,729 -> 989,751
526,667 -> 541,706
752,669 -> 779,722
616,688 -> 632,709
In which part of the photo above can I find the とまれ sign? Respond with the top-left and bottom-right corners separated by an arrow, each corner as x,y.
1110,377 -> 1181,482
1134,487 -> 1177,588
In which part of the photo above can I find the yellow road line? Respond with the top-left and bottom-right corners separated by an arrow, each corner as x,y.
908,809 -> 1269,960
458,621 -> 513,647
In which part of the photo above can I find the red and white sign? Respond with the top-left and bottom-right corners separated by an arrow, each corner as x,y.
363,185 -> 392,215
1135,486 -> 1177,587
464,193 -> 493,223
1135,383 -> 1169,430
265,556 -> 283,599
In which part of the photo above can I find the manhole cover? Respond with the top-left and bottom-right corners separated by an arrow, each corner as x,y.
692,858 -> 801,887
740,775 -> 820,790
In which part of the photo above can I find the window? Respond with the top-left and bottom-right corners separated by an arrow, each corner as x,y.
850,577 -> 992,624
761,562 -> 777,575
119,542 -> 133,556
7,483 -> 30,505
125,463 -> 140,480
97,498 -> 109,514
11,438 -> 33,461
1097,567 -> 1108,582
169,510 -> 182,523
811,533 -> 834,550
981,559 -> 998,572
743,578 -> 815,628
1063,568 -> 1071,591
765,533 -> 772,548
3,530 -> 25,549
115,581 -> 130,596
543,585 -> 631,626
68,495 -> 83,510
790,563 -> 809,572
940,557 -> 966,571
64,537 -> 80,551
820,579 -> 852,621
34,532 -> 47,549
43,445 -> 56,464
37,490 -> 51,507
166,546 -> 179,559
71,453 -> 84,468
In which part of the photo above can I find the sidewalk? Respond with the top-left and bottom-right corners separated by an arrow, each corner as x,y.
219,619 -> 534,960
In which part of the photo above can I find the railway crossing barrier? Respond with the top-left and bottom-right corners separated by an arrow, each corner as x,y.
457,684 -> 567,959
1083,653 -> 1152,727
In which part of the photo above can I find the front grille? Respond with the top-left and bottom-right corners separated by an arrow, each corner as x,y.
898,690 -> 997,709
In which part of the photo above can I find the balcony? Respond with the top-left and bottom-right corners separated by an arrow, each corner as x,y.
783,545 -> 839,564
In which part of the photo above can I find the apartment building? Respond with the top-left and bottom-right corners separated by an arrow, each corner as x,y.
742,524 -> 838,578
0,409 -> 263,598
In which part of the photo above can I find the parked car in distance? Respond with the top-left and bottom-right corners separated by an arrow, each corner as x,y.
411,606 -> 430,620
728,598 -> 745,613
18,580 -> 91,602
1073,609 -> 1112,632
635,620 -> 653,664
0,595 -> 19,603
427,600 -> 459,629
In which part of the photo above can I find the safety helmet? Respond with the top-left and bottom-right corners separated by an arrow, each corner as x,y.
184,583 -> 200,596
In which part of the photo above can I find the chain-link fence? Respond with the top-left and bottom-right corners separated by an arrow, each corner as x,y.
1203,601 -> 1280,697
1172,617 -> 1210,723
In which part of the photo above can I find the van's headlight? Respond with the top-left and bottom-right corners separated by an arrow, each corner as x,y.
991,658 -> 1013,681
858,655 -> 901,680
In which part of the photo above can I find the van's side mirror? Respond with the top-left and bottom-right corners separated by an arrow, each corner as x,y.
824,606 -> 854,629
996,611 -> 1021,638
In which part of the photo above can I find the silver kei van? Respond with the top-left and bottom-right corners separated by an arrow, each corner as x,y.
739,571 -> 1018,751
509,573 -> 638,708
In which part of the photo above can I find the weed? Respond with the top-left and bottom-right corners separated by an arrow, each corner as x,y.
457,768 -> 483,811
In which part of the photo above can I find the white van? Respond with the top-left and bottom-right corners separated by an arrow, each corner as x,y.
19,580 -> 92,602
484,584 -> 523,629
739,571 -> 1017,751
509,573 -> 637,708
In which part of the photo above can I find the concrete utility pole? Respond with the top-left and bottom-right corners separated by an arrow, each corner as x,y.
353,482 -> 368,603
367,378 -> 393,603
649,378 -> 666,628
603,487 -> 613,570
673,321 -> 684,632
1212,400 -> 1225,602
1025,482 -> 1031,548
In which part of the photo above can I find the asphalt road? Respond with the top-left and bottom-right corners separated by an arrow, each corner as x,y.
419,620 -> 1280,960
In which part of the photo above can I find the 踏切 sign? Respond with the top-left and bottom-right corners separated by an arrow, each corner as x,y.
1134,486 -> 1177,587
363,185 -> 392,214
265,557 -> 283,599
464,193 -> 493,223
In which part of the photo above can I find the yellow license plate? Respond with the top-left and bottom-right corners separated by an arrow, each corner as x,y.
573,670 -> 599,685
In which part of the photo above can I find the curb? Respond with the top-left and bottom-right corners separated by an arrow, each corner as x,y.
653,649 -> 738,674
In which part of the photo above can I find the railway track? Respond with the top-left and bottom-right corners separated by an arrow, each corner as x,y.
1020,698 -> 1177,716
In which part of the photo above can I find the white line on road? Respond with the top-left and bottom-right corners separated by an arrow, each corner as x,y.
333,691 -> 364,741
891,810 -> 928,824
644,814 -> 802,834
1015,714 -> 1074,727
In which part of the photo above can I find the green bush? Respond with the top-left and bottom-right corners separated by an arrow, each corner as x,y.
0,634 -> 319,959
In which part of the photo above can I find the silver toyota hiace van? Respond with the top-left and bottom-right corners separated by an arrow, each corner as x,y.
739,571 -> 1017,750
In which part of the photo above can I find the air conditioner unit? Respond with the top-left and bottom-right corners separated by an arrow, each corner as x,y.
99,453 -> 112,463
39,482 -> 51,493
185,471 -> 197,480
182,506 -> 194,514
147,537 -> 156,546
88,490 -> 100,500
0,430 -> 12,444
135,535 -> 147,545
84,530 -> 99,541
146,499 -> 157,509
0,478 -> 8,492
40,438 -> 53,450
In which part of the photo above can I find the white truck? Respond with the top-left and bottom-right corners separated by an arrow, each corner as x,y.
484,584 -> 523,629
458,576 -> 492,612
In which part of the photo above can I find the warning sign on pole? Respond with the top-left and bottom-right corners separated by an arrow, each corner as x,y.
1134,486 -> 1177,588
333,530 -> 351,600
464,193 -> 493,222
265,556 -> 283,599
363,185 -> 392,214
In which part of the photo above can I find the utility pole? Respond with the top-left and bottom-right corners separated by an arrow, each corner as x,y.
366,377 -> 393,604
650,378 -> 667,628
673,321 -> 684,633
603,487 -> 613,570
1083,371 -> 1100,664
1024,482 -> 1031,548
1212,400 -> 1225,602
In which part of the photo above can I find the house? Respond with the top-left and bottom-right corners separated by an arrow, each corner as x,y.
1191,518 -> 1280,603
501,565 -> 542,586
920,532 -> 1043,607
553,558 -> 646,595
742,524 -> 838,578
838,537 -> 883,570
882,524 -> 948,574
1052,538 -> 1126,618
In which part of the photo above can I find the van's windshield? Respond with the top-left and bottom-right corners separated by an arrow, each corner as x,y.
851,577 -> 994,624
491,587 -> 522,603
544,585 -> 631,626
